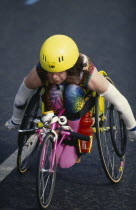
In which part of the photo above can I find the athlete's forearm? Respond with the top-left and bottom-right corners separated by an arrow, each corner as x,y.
11,80 -> 36,124
101,83 -> 136,130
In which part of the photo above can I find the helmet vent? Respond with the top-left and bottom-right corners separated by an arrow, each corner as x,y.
49,65 -> 55,68
58,56 -> 64,62
43,54 -> 46,62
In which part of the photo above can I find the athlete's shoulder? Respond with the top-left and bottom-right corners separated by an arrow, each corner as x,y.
80,53 -> 95,74
79,54 -> 96,88
36,62 -> 44,72
36,62 -> 48,85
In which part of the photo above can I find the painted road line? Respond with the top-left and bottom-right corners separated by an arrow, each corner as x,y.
25,0 -> 40,5
0,149 -> 18,182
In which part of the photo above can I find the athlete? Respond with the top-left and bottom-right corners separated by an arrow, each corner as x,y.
5,34 -> 136,168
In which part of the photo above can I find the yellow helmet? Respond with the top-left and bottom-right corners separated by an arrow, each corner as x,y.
40,34 -> 79,72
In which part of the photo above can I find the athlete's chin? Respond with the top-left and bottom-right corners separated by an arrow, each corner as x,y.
53,80 -> 62,84
49,79 -> 64,84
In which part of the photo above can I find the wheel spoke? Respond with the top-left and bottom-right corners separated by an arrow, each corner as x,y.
40,173 -> 50,201
21,134 -> 37,160
37,133 -> 56,208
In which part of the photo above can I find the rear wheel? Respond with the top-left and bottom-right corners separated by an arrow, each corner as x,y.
37,133 -> 56,209
95,94 -> 126,183
17,88 -> 41,173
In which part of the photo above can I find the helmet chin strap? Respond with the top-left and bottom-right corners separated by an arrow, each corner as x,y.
56,84 -> 60,89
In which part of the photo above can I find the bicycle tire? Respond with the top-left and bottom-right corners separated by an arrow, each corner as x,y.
36,132 -> 56,209
110,105 -> 127,157
95,94 -> 125,183
17,88 -> 41,173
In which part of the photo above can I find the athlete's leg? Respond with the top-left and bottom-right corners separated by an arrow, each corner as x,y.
44,84 -> 66,165
42,84 -> 86,168
59,84 -> 85,168
44,84 -> 64,113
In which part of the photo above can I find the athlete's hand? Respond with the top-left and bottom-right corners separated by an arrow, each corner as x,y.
5,119 -> 20,130
128,130 -> 136,142
42,112 -> 54,123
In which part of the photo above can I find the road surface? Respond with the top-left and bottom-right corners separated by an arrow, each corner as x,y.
0,0 -> 136,209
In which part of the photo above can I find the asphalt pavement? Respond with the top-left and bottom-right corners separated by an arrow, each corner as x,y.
0,0 -> 136,209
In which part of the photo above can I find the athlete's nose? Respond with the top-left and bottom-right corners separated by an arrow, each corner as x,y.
52,73 -> 58,79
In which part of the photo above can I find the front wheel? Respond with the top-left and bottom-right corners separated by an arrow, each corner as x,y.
36,132 -> 56,209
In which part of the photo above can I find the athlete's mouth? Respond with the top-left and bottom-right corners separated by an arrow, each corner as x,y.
54,79 -> 61,83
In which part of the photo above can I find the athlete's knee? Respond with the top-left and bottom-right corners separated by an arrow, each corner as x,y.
64,84 -> 85,113
46,84 -> 64,113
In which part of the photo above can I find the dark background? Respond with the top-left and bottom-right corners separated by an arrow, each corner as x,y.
0,0 -> 136,209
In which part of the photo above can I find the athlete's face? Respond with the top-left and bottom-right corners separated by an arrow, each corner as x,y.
47,71 -> 67,84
